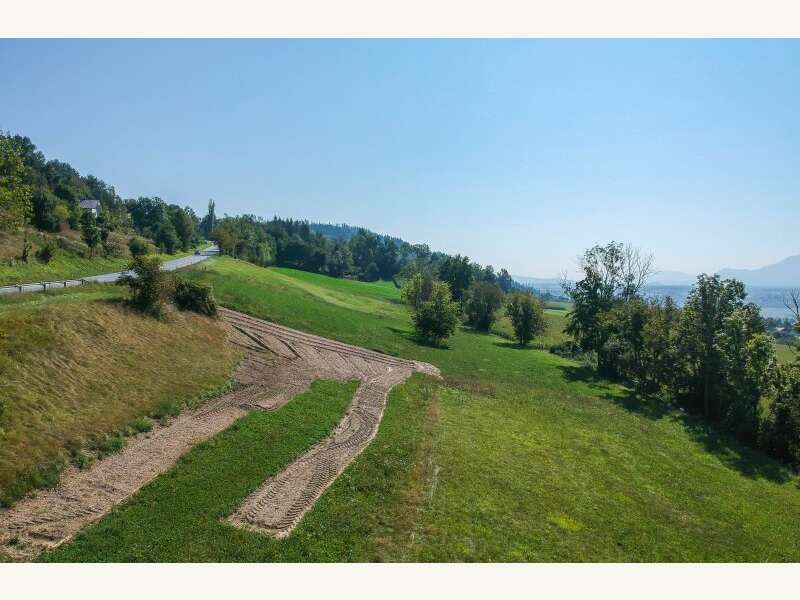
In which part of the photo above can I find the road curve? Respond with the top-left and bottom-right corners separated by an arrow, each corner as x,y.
0,245 -> 219,296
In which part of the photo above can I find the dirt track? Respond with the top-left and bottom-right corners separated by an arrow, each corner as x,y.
0,308 -> 439,560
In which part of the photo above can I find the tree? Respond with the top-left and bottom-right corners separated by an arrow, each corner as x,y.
465,281 -> 504,332
170,206 -> 196,251
200,199 -> 216,239
438,254 -> 473,302
155,221 -> 180,254
401,271 -> 435,309
639,296 -> 682,392
364,262 -> 380,282
762,361 -> 800,467
119,255 -> 174,318
497,268 -> 514,293
80,210 -> 102,257
0,135 -> 34,256
412,280 -> 460,345
506,292 -> 546,346
678,274 -> 751,420
563,242 -> 654,375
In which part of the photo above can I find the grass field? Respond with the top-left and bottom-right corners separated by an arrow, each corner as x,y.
40,256 -> 800,562
0,284 -> 239,507
775,341 -> 797,365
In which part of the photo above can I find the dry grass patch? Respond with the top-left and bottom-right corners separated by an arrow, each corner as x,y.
0,297 -> 239,505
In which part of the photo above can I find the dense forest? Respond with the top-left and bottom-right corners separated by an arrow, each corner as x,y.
211,213 -> 516,294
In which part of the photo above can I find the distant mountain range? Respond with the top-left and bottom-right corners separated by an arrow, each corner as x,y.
514,254 -> 800,289
650,254 -> 800,288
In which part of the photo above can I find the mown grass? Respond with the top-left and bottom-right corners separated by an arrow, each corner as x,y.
0,286 -> 239,506
35,257 -> 800,561
42,380 -> 360,562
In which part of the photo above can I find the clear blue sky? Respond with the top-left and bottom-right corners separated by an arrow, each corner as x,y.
1,39 -> 798,278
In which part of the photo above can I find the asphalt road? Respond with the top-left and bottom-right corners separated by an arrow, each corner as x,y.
0,245 -> 219,296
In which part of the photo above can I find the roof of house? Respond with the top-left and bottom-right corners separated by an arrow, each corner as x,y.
79,199 -> 101,210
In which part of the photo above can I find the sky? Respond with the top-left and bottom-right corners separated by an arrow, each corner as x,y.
1,39 -> 798,278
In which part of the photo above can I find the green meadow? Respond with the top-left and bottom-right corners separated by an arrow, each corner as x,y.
40,256 -> 800,562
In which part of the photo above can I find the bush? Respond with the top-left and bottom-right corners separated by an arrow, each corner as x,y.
56,235 -> 88,257
465,281 -> 504,332
88,432 -> 125,457
128,236 -> 150,257
120,255 -> 174,318
174,280 -> 217,316
102,235 -> 127,258
412,280 -> 459,346
550,340 -> 585,359
506,292 -> 546,346
131,416 -> 153,434
35,241 -> 57,264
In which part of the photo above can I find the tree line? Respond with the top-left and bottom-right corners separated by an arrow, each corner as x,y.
0,132 -> 203,259
562,242 -> 800,468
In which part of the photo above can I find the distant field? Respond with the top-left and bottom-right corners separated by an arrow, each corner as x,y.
0,285 -> 239,507
775,341 -> 797,365
44,256 -> 800,562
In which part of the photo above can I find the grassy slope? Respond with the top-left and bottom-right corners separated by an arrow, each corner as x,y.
43,380 -> 358,562
775,341 -> 797,365
0,229 -> 204,286
47,257 -> 800,561
0,285 -> 239,505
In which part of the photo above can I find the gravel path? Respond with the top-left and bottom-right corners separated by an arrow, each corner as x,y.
0,308 -> 439,560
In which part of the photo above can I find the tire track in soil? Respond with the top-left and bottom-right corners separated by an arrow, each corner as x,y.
0,308 -> 439,560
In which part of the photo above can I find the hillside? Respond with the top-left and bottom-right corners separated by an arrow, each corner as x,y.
0,228 -> 205,286
38,257 -> 800,562
720,254 -> 800,287
0,286 -> 239,507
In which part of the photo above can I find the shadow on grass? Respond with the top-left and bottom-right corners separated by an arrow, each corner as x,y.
385,326 -> 451,350
557,363 -> 796,485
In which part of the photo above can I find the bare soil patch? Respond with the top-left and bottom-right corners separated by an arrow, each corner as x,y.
0,307 -> 438,559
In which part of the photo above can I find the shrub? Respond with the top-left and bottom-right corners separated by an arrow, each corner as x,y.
174,280 -> 217,316
465,281 -> 504,332
35,241 -> 57,264
550,340 -> 585,359
65,440 -> 93,470
119,255 -> 174,318
128,236 -> 150,257
131,416 -> 153,434
412,280 -> 459,346
102,235 -> 126,258
506,292 -> 546,346
56,235 -> 88,257
88,432 -> 125,457
151,399 -> 181,422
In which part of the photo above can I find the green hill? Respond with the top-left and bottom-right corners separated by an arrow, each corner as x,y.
41,256 -> 800,562
0,285 -> 239,507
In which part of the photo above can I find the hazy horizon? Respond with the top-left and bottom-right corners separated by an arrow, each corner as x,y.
2,39 -> 798,278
